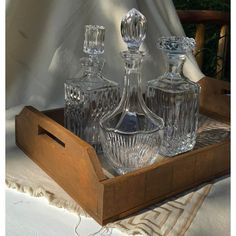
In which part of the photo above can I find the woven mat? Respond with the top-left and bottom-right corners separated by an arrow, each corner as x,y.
6,107 -> 230,236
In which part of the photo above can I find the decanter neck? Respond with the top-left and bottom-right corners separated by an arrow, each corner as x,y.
80,55 -> 104,74
165,53 -> 185,77
122,51 -> 144,111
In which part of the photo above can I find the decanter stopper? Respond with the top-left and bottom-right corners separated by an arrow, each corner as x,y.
156,36 -> 196,53
121,8 -> 147,52
83,25 -> 105,55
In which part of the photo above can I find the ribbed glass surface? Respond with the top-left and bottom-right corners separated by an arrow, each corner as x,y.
147,78 -> 199,157
100,127 -> 162,175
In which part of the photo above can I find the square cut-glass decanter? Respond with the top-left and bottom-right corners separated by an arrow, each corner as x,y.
147,36 -> 200,157
64,25 -> 120,152
100,9 -> 164,175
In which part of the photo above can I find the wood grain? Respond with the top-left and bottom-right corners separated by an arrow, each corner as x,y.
198,77 -> 230,122
177,10 -> 230,24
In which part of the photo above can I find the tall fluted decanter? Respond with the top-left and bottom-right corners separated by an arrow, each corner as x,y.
100,9 -> 164,175
147,36 -> 200,157
64,25 -> 120,152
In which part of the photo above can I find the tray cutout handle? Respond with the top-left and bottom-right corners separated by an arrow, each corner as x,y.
38,125 -> 65,148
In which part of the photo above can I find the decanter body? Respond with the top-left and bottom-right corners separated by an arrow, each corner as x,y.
147,36 -> 200,157
100,9 -> 164,175
64,25 -> 120,152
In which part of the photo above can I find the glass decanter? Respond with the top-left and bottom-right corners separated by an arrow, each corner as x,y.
100,9 -> 164,175
147,36 -> 200,157
64,25 -> 120,153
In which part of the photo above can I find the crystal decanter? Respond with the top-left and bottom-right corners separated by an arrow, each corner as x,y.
64,25 -> 120,152
147,36 -> 200,157
100,9 -> 164,175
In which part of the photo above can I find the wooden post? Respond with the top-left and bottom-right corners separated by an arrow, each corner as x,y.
195,24 -> 205,69
216,24 -> 229,79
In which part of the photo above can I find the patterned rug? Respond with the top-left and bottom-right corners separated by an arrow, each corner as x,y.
110,184 -> 212,236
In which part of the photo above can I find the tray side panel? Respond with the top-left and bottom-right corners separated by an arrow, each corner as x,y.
102,140 -> 230,223
198,77 -> 230,122
15,106 -> 105,222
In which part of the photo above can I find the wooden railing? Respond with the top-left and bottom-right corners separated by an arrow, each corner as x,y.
177,10 -> 230,79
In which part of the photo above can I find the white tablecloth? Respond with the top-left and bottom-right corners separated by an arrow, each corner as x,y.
6,177 -> 230,236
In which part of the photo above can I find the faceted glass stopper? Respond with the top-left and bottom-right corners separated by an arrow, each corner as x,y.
121,8 -> 147,51
157,36 -> 196,53
83,25 -> 105,55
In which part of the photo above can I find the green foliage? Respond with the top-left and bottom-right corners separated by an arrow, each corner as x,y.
173,0 -> 230,80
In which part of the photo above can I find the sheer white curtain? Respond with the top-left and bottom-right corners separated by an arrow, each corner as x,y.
6,0 -> 204,110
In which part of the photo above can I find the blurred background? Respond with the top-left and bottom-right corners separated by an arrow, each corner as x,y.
173,0 -> 230,81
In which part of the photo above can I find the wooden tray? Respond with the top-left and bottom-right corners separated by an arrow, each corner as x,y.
15,77 -> 230,225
